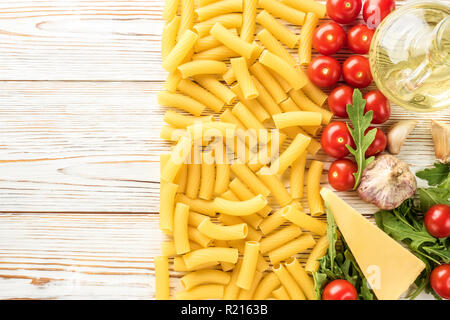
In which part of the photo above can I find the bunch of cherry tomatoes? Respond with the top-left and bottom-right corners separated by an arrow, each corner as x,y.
308,0 -> 395,192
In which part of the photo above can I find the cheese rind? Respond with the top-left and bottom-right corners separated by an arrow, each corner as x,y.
320,188 -> 425,300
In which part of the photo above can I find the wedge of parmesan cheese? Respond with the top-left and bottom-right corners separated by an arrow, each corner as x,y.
320,188 -> 425,300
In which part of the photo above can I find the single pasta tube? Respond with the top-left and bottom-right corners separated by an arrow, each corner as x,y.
177,194 -> 216,217
273,111 -> 322,129
173,256 -> 219,272
307,160 -> 325,216
188,226 -> 213,247
177,79 -> 225,112
230,83 -> 270,123
196,0 -> 243,21
178,0 -> 195,39
303,79 -> 328,106
280,205 -> 327,235
259,207 -> 286,235
162,29 -> 198,72
178,60 -> 227,78
180,270 -> 231,290
259,0 -> 306,25
223,259 -> 242,299
237,241 -> 260,290
272,286 -> 290,300
268,234 -> 316,264
162,0 -> 180,21
230,57 -> 259,99
249,61 -> 287,104
253,272 -> 280,300
175,284 -> 225,300
214,148 -> 230,195
185,163 -> 201,199
270,133 -> 311,175
257,166 -> 292,207
210,23 -> 258,60
285,257 -> 316,300
230,162 -> 271,197
273,263 -> 306,300
290,151 -> 307,199
199,151 -> 215,200
192,45 -> 239,61
256,29 -> 297,67
213,194 -> 268,216
305,235 -> 329,273
194,13 -> 243,37
237,271 -> 263,300
289,89 -> 333,125
281,0 -> 326,18
241,0 -> 258,42
256,10 -> 298,48
164,110 -> 213,128
183,247 -> 239,269
188,211 -> 209,228
298,12 -> 319,65
228,178 -> 272,217
154,256 -> 170,300
164,71 -> 182,92
198,218 -> 248,240
161,136 -> 193,182
217,214 -> 262,242
161,15 -> 181,61
252,76 -> 283,117
174,202 -> 191,254
194,75 -> 236,105
259,224 -> 303,254
157,91 -> 207,117
159,181 -> 178,234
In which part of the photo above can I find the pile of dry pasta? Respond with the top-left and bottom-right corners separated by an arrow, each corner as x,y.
156,0 -> 334,300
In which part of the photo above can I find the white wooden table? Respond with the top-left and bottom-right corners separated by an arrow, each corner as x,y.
0,0 -> 448,299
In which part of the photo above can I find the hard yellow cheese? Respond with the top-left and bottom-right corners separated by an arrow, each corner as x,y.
320,188 -> 425,300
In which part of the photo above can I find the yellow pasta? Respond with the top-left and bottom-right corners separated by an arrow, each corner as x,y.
198,218 -> 248,240
178,0 -> 195,39
214,194 -> 268,216
305,235 -> 328,273
252,76 -> 283,117
175,162 -> 188,193
253,272 -> 280,300
281,0 -> 326,18
155,256 -> 170,300
230,84 -> 270,123
178,60 -> 227,78
173,256 -> 219,272
290,152 -> 307,199
161,240 -> 202,257
231,102 -> 266,132
157,91 -> 206,117
217,214 -> 262,241
268,68 -> 293,92
199,0 -> 221,6
199,151 -> 215,200
162,0 -> 180,21
268,234 -> 316,264
188,122 -> 237,140
257,166 -> 292,207
298,12 -> 319,65
177,79 -> 225,113
189,226 -> 213,247
223,67 -> 237,85
270,133 -> 311,175
210,23 -> 258,60
215,240 -> 236,271
214,148 -> 230,195
272,285 -> 291,300
303,79 -> 328,106
223,259 -> 242,299
192,45 -> 239,61
194,75 -> 236,105
164,111 -> 213,129
256,10 -> 298,49
259,50 -> 306,91
161,125 -> 182,141
230,162 -> 271,197
163,71 -> 182,92
259,207 -> 286,235
237,241 -> 260,290
220,108 -> 247,130
196,0 -> 243,21
159,181 -> 179,234
248,131 -> 287,172
230,57 -> 259,100
259,0 -> 306,25
183,247 -> 239,269
307,160 -> 324,216
175,284 -> 225,300
256,29 -> 297,67
185,162 -> 201,199
285,257 -> 316,300
188,211 -> 209,228
174,202 -> 191,254
181,270 -> 231,290
273,264 -> 306,300
194,13 -> 243,37
241,0 -> 258,43
289,89 -> 333,125
238,271 -> 263,299
161,16 -> 181,61
249,62 -> 287,104
273,111 -> 322,129
195,28 -> 238,52
282,127 -> 321,156
259,224 -> 303,253
162,29 -> 198,73
280,205 -> 327,235
229,178 -> 272,217
177,194 -> 216,217
161,136 -> 193,183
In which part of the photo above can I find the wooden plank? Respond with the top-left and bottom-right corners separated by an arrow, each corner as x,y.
0,80 -> 448,213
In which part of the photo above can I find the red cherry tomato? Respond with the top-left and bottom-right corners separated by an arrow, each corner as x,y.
322,279 -> 358,300
365,127 -> 387,157
328,159 -> 358,191
363,0 -> 396,29
313,22 -> 347,56
308,56 -> 342,88
328,85 -> 354,118
326,0 -> 362,24
343,55 -> 373,88
424,204 -> 450,238
364,90 -> 391,124
321,122 -> 355,158
347,24 -> 375,54
430,264 -> 450,300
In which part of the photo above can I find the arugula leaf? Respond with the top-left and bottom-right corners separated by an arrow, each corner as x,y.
418,187 -> 450,212
416,162 -> 450,186
345,89 -> 377,189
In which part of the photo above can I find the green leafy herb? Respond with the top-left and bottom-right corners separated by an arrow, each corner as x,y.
374,162 -> 450,299
313,204 -> 376,300
345,89 -> 377,189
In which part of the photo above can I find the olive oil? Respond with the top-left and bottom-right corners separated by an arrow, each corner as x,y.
369,1 -> 450,112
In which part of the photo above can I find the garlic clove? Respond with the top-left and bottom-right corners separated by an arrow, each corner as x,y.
431,120 -> 450,163
387,120 -> 417,155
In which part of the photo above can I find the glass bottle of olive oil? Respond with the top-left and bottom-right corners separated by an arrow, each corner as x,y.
369,1 -> 450,112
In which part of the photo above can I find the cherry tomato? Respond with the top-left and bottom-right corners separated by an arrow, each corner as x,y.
308,56 -> 342,88
321,122 -> 355,158
363,0 -> 396,29
430,264 -> 450,300
326,0 -> 362,24
424,204 -> 450,238
322,279 -> 358,300
313,22 -> 347,56
343,55 -> 373,88
328,159 -> 358,191
347,24 -> 375,54
364,90 -> 391,124
328,85 -> 354,118
365,127 -> 387,157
